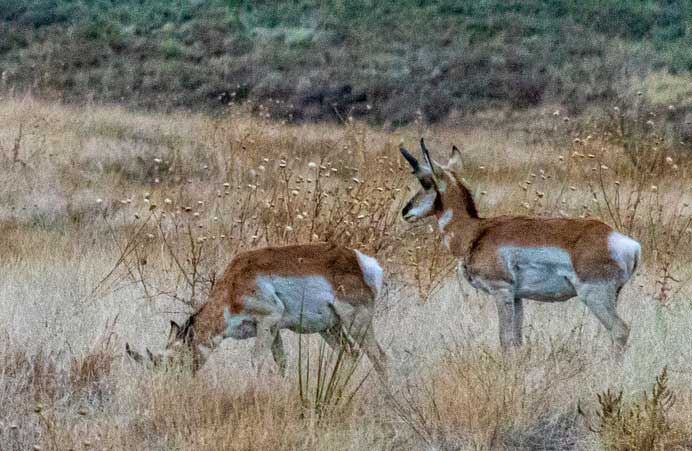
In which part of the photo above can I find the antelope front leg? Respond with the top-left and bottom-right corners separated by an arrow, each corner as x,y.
252,321 -> 278,375
271,332 -> 287,376
512,298 -> 524,346
494,289 -> 520,350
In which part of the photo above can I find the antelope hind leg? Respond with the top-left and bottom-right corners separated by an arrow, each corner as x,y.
578,282 -> 629,355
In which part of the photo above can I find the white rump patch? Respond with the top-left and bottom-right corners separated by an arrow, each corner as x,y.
438,209 -> 453,232
354,249 -> 384,295
608,232 -> 641,277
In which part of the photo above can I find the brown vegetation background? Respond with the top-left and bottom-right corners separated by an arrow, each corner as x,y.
1,97 -> 692,449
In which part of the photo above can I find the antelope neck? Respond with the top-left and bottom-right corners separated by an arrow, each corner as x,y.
435,207 -> 482,259
190,303 -> 226,347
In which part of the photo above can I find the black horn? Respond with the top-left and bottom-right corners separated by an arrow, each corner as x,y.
420,138 -> 433,168
399,146 -> 420,172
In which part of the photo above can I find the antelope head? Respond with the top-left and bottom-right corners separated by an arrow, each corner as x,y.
125,319 -> 204,371
399,138 -> 470,222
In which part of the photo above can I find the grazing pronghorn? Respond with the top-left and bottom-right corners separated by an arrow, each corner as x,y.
399,139 -> 640,352
126,243 -> 388,376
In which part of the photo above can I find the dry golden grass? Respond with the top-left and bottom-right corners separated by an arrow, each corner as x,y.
2,97 -> 692,450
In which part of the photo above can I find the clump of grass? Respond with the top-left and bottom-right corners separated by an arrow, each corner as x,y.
296,331 -> 369,421
389,335 -> 588,449
69,317 -> 117,393
1,345 -> 61,402
579,367 -> 687,450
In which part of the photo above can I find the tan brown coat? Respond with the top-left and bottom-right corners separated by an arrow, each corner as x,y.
400,139 -> 640,351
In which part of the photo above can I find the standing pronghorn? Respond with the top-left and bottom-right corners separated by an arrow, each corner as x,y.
126,243 -> 388,376
399,139 -> 640,352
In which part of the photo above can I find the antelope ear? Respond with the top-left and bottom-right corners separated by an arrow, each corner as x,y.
448,145 -> 463,176
168,321 -> 181,344
125,343 -> 144,363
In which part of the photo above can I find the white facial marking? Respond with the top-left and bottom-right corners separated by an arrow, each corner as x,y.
406,192 -> 436,219
442,233 -> 454,250
497,246 -> 578,301
438,209 -> 453,232
608,232 -> 641,277
354,249 -> 384,295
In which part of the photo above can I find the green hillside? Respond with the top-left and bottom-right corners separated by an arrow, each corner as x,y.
1,0 -> 691,123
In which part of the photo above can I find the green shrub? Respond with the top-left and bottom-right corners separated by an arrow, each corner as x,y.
1,0 -> 691,123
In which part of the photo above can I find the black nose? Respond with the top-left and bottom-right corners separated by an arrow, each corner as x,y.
402,202 -> 412,217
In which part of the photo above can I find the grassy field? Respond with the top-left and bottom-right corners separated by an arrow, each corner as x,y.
2,1 -> 692,123
2,97 -> 692,450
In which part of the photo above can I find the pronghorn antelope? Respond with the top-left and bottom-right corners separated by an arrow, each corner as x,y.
399,139 -> 641,352
126,243 -> 388,376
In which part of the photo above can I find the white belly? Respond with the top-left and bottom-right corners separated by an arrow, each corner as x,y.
499,246 -> 578,301
257,275 -> 339,333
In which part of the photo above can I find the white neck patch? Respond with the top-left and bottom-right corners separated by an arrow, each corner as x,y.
438,209 -> 453,232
